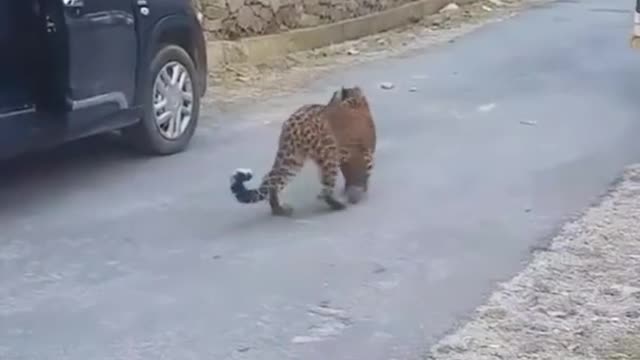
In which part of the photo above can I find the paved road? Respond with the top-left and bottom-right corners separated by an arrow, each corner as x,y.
2,0 -> 640,359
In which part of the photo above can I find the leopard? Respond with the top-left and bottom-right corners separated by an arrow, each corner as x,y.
229,85 -> 376,216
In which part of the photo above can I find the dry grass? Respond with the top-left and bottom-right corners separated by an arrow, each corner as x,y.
426,165 -> 640,360
606,336 -> 640,360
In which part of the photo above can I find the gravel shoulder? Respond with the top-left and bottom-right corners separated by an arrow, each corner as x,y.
204,0 -> 549,108
426,165 -> 640,360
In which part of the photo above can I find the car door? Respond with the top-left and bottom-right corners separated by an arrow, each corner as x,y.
60,0 -> 138,115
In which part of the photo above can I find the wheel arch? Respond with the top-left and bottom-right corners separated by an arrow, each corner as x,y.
135,14 -> 207,105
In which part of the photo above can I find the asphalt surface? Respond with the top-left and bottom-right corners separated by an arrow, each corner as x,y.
2,0 -> 640,359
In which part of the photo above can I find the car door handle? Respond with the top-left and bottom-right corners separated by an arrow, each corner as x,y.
62,0 -> 84,8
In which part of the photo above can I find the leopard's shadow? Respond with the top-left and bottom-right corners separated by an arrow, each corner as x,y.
220,190 -> 361,236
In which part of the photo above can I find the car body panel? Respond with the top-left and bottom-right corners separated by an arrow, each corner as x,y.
0,0 -> 207,161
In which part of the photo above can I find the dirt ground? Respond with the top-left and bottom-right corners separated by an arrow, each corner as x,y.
204,0 -> 549,108
425,165 -> 640,360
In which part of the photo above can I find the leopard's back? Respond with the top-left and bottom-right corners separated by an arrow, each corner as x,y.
323,86 -> 377,200
324,88 -> 376,157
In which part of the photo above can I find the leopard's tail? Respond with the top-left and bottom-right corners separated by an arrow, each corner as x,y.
230,168 -> 270,203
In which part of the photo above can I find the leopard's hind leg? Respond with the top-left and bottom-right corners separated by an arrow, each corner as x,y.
267,151 -> 306,216
362,148 -> 374,192
312,138 -> 346,211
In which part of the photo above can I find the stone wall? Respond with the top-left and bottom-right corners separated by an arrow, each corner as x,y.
198,0 -> 416,39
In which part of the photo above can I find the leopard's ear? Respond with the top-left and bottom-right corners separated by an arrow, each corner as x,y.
328,89 -> 342,105
347,86 -> 363,98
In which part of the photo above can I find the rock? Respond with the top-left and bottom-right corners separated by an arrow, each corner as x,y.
237,6 -> 259,30
227,0 -> 245,13
372,264 -> 387,274
519,120 -> 537,126
436,343 -> 467,354
481,308 -> 508,320
269,0 -> 280,11
379,82 -> 394,90
488,0 -> 505,5
275,5 -> 300,29
607,284 -> 640,297
527,323 -> 550,333
567,343 -> 580,352
409,87 -> 418,92
346,48 -> 360,55
308,305 -> 348,319
303,3 -> 325,17
625,309 -> 640,319
439,2 -> 460,13
547,308 -> 577,319
609,353 -> 631,359
328,7 -> 344,21
519,342 -> 545,354
602,286 -> 623,297
593,308 -> 609,317
482,5 -> 493,11
477,103 -> 496,112
254,0 -> 280,11
291,336 -> 323,344
252,4 -> 273,23
207,18 -> 225,32
299,13 -> 321,27
548,310 -> 568,318
204,4 -> 228,20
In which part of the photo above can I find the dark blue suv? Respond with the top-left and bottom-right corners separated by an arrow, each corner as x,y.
0,0 -> 208,160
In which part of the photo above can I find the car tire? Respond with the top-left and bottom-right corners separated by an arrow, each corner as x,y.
123,44 -> 200,156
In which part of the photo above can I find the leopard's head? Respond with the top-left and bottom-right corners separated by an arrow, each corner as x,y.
340,86 -> 364,100
328,86 -> 366,106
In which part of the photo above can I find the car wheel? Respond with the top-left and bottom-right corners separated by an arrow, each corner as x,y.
124,44 -> 200,155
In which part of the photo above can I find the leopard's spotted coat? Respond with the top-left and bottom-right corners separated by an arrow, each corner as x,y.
230,86 -> 376,216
